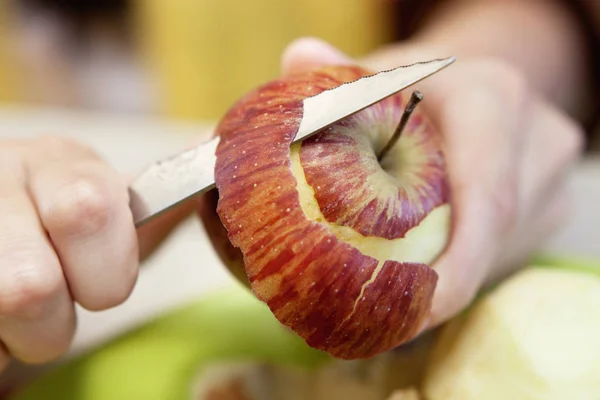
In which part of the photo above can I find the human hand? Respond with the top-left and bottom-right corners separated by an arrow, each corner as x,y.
280,37 -> 584,330
0,136 -> 139,373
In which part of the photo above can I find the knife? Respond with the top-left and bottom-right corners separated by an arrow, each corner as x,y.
129,56 -> 456,227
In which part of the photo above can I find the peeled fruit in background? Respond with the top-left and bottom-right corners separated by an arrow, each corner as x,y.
199,64 -> 451,360
422,267 -> 600,400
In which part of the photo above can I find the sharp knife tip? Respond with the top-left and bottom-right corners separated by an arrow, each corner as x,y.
444,55 -> 457,65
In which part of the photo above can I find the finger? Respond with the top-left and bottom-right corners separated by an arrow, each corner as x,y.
26,137 -> 139,311
280,37 -> 354,76
425,67 -> 529,327
0,152 -> 76,364
528,180 -> 571,239
488,102 -> 584,281
517,99 -> 584,219
489,180 -> 571,286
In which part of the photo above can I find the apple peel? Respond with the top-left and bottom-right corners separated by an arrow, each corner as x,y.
209,65 -> 451,359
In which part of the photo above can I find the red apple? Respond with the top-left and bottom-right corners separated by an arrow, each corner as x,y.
199,64 -> 451,359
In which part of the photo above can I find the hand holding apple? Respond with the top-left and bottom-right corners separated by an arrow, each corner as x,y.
201,46 -> 452,359
281,38 -> 585,329
202,37 -> 584,361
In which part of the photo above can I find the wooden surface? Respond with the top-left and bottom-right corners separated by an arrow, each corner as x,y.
0,104 -> 598,357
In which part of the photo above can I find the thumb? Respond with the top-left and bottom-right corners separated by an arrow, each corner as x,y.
280,37 -> 354,76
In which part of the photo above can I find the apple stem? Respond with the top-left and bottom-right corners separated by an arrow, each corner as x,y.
377,90 -> 423,163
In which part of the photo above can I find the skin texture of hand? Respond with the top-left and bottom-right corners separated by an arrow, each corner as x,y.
0,136 -> 141,373
280,37 -> 585,332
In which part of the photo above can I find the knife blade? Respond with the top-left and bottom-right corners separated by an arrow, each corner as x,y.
129,56 -> 456,227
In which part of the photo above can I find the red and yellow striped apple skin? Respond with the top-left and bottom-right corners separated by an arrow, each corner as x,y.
210,65 -> 448,359
299,102 -> 448,239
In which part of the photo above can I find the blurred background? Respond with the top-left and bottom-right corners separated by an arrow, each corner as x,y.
0,0 -> 410,123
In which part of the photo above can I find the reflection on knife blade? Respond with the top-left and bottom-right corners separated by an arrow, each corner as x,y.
129,56 -> 456,227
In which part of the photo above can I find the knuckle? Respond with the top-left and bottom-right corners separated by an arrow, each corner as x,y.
43,176 -> 115,237
0,257 -> 63,318
440,58 -> 532,136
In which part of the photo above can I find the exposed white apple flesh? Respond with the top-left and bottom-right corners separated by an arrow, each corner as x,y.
422,268 -> 600,400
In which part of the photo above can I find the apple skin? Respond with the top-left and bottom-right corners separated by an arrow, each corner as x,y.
200,64 -> 451,359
